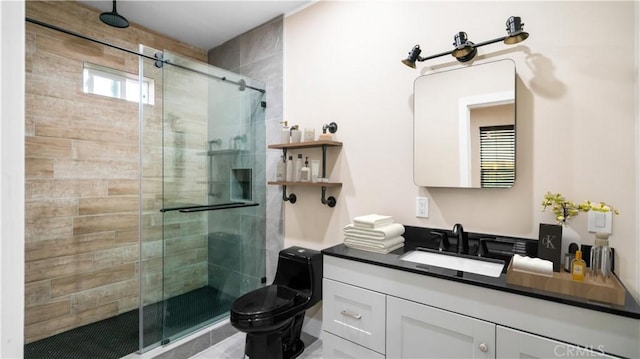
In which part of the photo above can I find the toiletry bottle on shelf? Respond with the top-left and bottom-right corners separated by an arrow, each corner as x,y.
285,155 -> 294,182
310,159 -> 320,183
300,157 -> 310,182
280,121 -> 290,144
290,125 -> 302,143
303,128 -> 315,142
571,250 -> 586,282
276,155 -> 286,182
590,232 -> 612,281
295,154 -> 303,181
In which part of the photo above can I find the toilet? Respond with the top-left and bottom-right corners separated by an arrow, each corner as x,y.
230,246 -> 323,359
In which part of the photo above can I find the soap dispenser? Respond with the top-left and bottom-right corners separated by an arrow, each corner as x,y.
280,121 -> 290,144
300,157 -> 310,182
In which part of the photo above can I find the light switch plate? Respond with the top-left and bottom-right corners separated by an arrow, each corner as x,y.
587,210 -> 612,234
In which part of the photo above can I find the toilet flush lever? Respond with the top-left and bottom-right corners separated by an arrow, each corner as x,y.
340,310 -> 362,320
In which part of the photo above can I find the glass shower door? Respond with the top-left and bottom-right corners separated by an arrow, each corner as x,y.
139,46 -> 266,350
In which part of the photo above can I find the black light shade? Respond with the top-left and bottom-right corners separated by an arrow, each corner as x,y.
401,45 -> 422,69
504,16 -> 528,44
451,32 -> 475,59
454,47 -> 477,62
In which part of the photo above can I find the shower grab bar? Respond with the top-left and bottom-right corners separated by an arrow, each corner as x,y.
160,202 -> 259,213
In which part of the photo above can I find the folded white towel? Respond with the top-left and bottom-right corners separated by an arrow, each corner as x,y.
344,223 -> 405,240
345,236 -> 404,249
344,241 -> 404,254
353,214 -> 394,229
512,254 -> 554,277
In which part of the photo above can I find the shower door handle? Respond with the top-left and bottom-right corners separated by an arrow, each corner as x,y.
160,202 -> 259,213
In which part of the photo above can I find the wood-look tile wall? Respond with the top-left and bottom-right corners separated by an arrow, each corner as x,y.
25,1 -> 207,343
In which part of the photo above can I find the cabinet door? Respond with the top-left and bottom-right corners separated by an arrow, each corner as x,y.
323,332 -> 385,359
387,296 -> 495,359
496,326 -> 621,359
323,278 -> 386,354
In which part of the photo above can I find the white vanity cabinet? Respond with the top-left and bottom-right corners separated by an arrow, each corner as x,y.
387,296 -> 495,359
496,326 -> 620,359
322,255 -> 638,359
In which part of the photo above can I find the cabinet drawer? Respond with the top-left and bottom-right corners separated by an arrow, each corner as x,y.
323,331 -> 385,359
323,278 -> 386,354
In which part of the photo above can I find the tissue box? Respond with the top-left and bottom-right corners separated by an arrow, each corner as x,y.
506,260 -> 625,306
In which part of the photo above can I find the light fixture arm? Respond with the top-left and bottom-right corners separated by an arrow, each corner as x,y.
418,36 -> 508,62
472,36 -> 507,48
414,35 -> 508,64
418,49 -> 455,62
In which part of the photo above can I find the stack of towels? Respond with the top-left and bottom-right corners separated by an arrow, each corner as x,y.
343,214 -> 405,254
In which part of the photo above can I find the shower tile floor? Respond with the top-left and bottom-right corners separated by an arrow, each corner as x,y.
24,286 -> 234,359
192,333 -> 323,359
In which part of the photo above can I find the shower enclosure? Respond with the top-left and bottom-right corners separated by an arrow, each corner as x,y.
24,12 -> 266,357
139,46 -> 267,350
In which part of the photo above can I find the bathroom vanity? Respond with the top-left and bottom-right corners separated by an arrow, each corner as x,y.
321,237 -> 640,359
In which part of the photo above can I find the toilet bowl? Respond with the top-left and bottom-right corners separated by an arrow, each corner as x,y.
230,246 -> 323,359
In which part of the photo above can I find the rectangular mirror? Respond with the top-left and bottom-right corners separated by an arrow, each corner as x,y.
413,59 -> 516,188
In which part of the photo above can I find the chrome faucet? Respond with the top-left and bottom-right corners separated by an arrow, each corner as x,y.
452,223 -> 469,255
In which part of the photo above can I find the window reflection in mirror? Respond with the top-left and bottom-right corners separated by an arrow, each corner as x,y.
413,59 -> 515,188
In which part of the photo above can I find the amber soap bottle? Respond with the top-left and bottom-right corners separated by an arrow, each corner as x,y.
571,250 -> 586,282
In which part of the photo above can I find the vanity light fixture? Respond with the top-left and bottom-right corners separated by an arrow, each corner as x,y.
401,16 -> 529,68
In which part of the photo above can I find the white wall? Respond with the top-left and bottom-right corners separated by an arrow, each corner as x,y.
283,1 -> 640,297
636,0 -> 640,299
0,0 -> 25,357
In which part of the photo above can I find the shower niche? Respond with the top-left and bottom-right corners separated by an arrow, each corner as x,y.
205,144 -> 254,204
231,168 -> 252,202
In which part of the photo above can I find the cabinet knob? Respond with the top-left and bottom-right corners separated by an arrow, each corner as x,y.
479,343 -> 488,352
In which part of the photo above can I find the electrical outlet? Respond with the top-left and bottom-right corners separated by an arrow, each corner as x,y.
416,197 -> 429,218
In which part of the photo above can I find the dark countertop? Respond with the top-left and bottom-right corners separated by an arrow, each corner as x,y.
322,226 -> 640,319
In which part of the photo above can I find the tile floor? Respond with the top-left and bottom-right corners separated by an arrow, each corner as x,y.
192,333 -> 323,359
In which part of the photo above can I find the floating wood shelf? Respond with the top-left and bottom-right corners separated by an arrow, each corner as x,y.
268,181 -> 342,187
268,139 -> 342,207
268,140 -> 342,150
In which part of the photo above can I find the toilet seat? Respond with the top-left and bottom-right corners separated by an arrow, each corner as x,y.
231,285 -> 305,331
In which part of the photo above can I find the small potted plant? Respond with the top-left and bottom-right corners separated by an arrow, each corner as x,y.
541,192 -> 618,225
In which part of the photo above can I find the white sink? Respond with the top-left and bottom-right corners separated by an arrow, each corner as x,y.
400,249 -> 504,277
